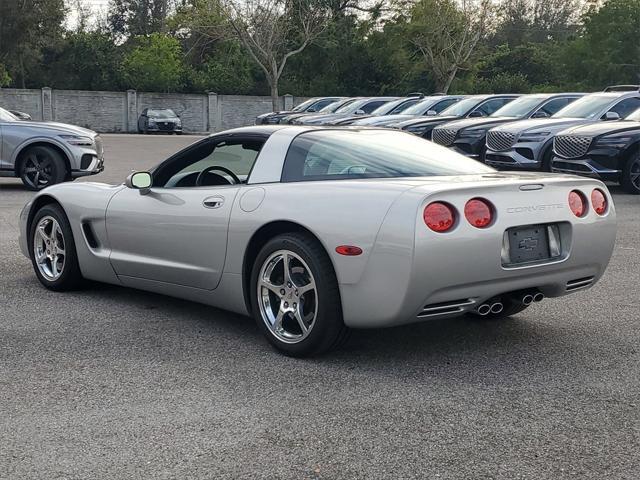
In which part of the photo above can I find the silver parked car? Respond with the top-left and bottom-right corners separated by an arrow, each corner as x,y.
485,87 -> 640,171
19,126 -> 616,356
0,107 -> 104,190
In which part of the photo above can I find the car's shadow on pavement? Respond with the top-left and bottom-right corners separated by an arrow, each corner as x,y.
68,280 -> 587,380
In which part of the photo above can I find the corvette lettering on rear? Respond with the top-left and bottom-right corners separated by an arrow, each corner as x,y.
506,204 -> 564,213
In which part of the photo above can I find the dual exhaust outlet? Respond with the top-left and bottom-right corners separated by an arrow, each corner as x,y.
475,290 -> 544,316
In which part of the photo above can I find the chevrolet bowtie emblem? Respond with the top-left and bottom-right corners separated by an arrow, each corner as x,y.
518,237 -> 539,251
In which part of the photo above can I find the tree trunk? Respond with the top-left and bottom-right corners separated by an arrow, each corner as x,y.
270,80 -> 279,112
439,67 -> 459,94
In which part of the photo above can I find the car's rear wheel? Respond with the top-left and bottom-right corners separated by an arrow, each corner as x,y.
621,149 -> 640,195
29,204 -> 82,291
19,146 -> 67,191
250,233 -> 349,357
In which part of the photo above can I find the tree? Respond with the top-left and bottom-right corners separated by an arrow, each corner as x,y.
0,0 -> 66,88
122,33 -> 186,91
0,63 -> 10,87
220,0 -> 330,109
108,0 -> 170,37
407,0 -> 492,93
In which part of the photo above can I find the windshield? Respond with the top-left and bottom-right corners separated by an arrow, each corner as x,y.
335,98 -> 369,114
625,107 -> 640,121
403,98 -> 442,115
553,95 -> 614,119
439,97 -> 483,117
292,98 -> 318,112
0,107 -> 18,122
282,129 -> 494,182
491,96 -> 546,118
371,98 -> 414,116
320,99 -> 355,113
148,109 -> 177,118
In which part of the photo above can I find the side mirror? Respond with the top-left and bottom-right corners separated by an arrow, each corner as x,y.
426,110 -> 438,116
125,171 -> 153,195
355,109 -> 366,115
532,111 -> 549,118
604,111 -> 620,121
468,110 -> 485,118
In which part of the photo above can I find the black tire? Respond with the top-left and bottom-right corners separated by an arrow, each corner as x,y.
540,145 -> 554,172
469,298 -> 529,320
478,144 -> 488,163
19,145 -> 67,191
29,203 -> 83,291
250,232 -> 349,357
621,148 -> 640,195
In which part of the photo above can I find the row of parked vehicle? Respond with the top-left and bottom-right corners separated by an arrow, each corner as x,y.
256,86 -> 640,194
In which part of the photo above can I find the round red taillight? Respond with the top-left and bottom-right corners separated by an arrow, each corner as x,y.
591,188 -> 608,215
464,198 -> 493,228
568,190 -> 587,217
424,202 -> 456,232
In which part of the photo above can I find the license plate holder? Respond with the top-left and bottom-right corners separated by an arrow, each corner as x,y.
507,224 -> 551,264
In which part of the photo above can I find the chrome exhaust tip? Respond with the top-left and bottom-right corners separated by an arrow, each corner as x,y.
522,294 -> 534,306
476,304 -> 491,316
533,292 -> 545,303
490,302 -> 504,314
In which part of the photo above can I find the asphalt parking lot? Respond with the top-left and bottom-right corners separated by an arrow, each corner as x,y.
1,133 -> 639,479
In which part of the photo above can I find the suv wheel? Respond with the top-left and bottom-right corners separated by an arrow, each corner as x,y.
621,149 -> 640,194
19,146 -> 67,191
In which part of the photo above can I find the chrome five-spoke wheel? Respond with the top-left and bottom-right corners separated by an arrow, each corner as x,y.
33,216 -> 66,281
257,250 -> 318,344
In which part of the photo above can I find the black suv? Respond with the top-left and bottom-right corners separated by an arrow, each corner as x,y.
394,94 -> 520,139
431,93 -> 583,160
552,106 -> 640,194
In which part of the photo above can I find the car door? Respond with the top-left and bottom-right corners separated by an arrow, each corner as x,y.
606,97 -> 640,119
105,134 -> 266,290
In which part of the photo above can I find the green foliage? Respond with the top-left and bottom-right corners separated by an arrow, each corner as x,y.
0,64 -> 10,87
122,33 -> 185,92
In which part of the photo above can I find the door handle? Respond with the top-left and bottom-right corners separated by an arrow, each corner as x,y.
203,196 -> 224,209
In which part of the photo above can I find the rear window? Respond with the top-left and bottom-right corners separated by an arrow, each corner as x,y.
281,130 -> 493,182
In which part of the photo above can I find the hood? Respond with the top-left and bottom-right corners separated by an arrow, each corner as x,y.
353,114 -> 418,126
493,117 -> 589,134
12,120 -> 97,136
395,115 -> 460,129
441,116 -> 519,132
557,121 -> 640,137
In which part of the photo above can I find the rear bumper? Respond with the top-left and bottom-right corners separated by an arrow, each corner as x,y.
339,178 -> 616,328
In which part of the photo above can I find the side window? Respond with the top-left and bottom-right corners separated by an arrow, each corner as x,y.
538,98 -> 571,116
608,97 -> 640,118
473,98 -> 511,116
153,137 -> 265,188
307,99 -> 334,112
361,101 -> 387,113
432,98 -> 459,113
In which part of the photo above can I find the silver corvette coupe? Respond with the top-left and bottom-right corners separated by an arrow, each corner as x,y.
19,126 -> 616,356
0,107 -> 104,190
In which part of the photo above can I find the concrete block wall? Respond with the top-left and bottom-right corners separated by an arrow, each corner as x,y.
0,87 -> 313,133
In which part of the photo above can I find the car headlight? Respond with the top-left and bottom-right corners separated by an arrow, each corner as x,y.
595,136 -> 632,148
458,129 -> 486,138
59,134 -> 94,146
518,131 -> 550,142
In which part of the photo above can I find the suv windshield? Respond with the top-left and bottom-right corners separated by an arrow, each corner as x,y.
491,96 -> 546,118
371,99 -> 412,116
282,130 -> 493,182
625,107 -> 640,122
553,95 -> 614,119
0,107 -> 18,122
335,99 -> 369,114
148,109 -> 177,118
321,99 -> 355,113
292,98 -> 318,112
403,98 -> 442,115
439,97 -> 483,117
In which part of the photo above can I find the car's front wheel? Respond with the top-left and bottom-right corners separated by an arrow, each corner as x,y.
29,204 -> 83,291
250,233 -> 349,357
621,149 -> 640,195
19,146 -> 67,190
